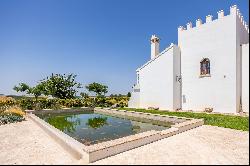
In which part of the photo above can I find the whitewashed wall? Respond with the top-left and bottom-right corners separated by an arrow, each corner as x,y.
128,84 -> 140,108
242,43 -> 249,113
236,9 -> 249,113
133,44 -> 181,110
179,8 -> 241,113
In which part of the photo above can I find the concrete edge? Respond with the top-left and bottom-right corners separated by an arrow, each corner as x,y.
27,113 -> 89,164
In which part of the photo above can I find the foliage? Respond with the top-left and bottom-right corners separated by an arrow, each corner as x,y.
0,96 -> 16,112
85,82 -> 108,96
13,83 -> 30,93
86,116 -> 108,129
118,108 -> 249,131
13,83 -> 44,101
4,106 -> 25,116
2,95 -> 128,110
0,113 -> 25,125
116,98 -> 128,107
13,83 -> 43,100
82,97 -> 95,107
80,92 -> 89,99
0,98 -> 25,125
58,98 -> 84,108
41,73 -> 82,99
127,92 -> 131,97
17,98 -> 35,110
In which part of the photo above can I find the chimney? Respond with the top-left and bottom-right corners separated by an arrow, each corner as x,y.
151,35 -> 160,59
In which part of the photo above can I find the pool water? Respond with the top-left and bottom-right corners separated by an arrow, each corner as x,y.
38,111 -> 172,145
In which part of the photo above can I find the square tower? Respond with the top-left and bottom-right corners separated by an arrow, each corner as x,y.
178,5 -> 249,113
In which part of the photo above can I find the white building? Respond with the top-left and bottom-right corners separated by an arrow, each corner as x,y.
128,5 -> 249,114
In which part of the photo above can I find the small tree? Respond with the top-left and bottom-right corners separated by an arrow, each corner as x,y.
85,82 -> 108,107
85,82 -> 108,97
127,92 -> 131,97
41,73 -> 81,99
13,83 -> 44,101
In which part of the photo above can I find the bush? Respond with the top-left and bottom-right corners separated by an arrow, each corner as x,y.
83,98 -> 95,107
0,96 -> 16,112
58,98 -> 84,108
0,113 -> 25,125
1,96 -> 129,110
4,106 -> 25,116
17,98 -> 34,110
0,104 -> 25,126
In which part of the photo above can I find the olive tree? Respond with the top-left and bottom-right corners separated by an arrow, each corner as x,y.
85,82 -> 108,97
13,83 -> 44,101
41,73 -> 81,99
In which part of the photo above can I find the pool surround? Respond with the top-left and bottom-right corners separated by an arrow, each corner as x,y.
26,108 -> 204,164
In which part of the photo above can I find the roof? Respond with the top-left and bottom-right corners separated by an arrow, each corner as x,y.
136,43 -> 175,72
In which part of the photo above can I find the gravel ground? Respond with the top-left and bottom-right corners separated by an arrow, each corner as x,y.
0,118 -> 78,165
0,118 -> 248,165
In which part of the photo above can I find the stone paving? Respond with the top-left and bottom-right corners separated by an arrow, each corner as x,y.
0,118 -> 248,165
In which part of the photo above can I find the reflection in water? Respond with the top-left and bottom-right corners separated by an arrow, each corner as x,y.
46,115 -> 81,133
86,117 -> 108,129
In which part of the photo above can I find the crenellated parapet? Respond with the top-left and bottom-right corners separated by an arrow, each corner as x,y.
178,5 -> 249,33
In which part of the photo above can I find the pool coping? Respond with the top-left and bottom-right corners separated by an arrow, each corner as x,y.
25,108 -> 204,164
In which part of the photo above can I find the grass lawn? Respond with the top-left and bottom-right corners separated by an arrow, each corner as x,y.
117,108 -> 249,131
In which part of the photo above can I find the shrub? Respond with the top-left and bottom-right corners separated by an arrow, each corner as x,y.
117,98 -> 128,108
0,105 -> 25,126
83,98 -> 95,107
1,96 -> 129,110
59,98 -> 84,108
17,98 -> 34,110
4,106 -> 25,116
0,113 -> 25,125
0,96 -> 16,105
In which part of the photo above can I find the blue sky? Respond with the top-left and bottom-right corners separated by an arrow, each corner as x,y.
0,0 -> 249,96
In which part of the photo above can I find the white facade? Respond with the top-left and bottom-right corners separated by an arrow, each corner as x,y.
129,44 -> 181,110
242,43 -> 249,113
128,5 -> 249,114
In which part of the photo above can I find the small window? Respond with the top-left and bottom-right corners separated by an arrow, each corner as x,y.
200,58 -> 210,77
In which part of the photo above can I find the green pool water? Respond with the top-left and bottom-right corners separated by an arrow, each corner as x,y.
37,111 -> 172,145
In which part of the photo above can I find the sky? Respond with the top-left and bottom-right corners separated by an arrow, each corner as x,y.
0,0 -> 249,96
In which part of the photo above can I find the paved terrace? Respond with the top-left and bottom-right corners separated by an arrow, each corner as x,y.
0,117 -> 249,165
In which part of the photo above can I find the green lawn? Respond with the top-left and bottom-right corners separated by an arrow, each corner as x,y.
117,108 -> 249,131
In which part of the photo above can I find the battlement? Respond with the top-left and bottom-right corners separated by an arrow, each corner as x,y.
178,5 -> 249,33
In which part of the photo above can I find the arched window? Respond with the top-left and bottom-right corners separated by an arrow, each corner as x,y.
200,58 -> 210,76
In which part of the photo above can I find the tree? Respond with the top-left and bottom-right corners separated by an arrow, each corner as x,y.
127,92 -> 131,97
41,73 -> 81,99
85,82 -> 108,97
80,92 -> 89,99
13,83 -> 30,93
13,83 -> 44,101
